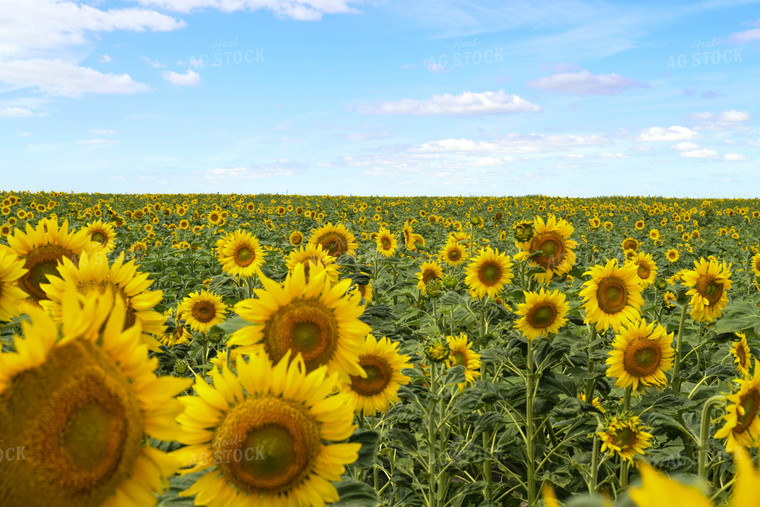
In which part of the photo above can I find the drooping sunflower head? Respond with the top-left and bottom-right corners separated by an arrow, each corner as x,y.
464,246 -> 514,299
0,285 -> 191,506
230,262 -> 370,380
598,413 -> 654,463
681,257 -> 732,323
0,248 -> 28,321
344,334 -> 412,416
445,333 -> 481,390
6,218 -> 96,302
375,227 -> 398,257
173,351 -> 360,506
715,365 -> 760,452
308,222 -> 357,258
440,240 -> 468,266
416,261 -> 443,294
580,259 -> 644,333
82,219 -> 117,252
178,289 -> 227,334
606,318 -> 675,392
285,243 -> 339,284
626,251 -> 658,288
515,215 -> 577,283
218,230 -> 265,278
515,288 -> 570,341
731,333 -> 753,378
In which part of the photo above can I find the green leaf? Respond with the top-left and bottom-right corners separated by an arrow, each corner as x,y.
348,429 -> 380,468
329,477 -> 379,506
211,315 -> 249,335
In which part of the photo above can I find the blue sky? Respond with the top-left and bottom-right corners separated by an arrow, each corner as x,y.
1,0 -> 759,197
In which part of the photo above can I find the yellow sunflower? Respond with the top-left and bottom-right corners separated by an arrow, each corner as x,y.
289,230 -> 303,247
172,351 -> 360,507
344,334 -> 412,416
375,227 -> 398,257
622,237 -> 639,252
178,290 -> 227,334
83,219 -> 117,252
218,230 -> 265,278
731,333 -> 753,378
629,460 -> 714,507
417,260 -> 443,294
352,281 -> 373,304
514,215 -> 577,283
465,247 -> 514,299
0,248 -> 27,320
682,258 -> 732,323
446,333 -> 481,390
440,240 -> 468,266
285,243 -> 339,284
627,252 -> 658,288
666,248 -> 680,263
308,222 -> 357,257
715,365 -> 760,452
606,319 -> 675,392
578,392 -> 605,413
751,253 -> 760,277
5,218 -> 96,302
598,413 -> 653,463
40,250 -> 166,350
580,259 -> 644,333
0,286 -> 191,506
230,263 -> 370,379
515,288 -> 570,341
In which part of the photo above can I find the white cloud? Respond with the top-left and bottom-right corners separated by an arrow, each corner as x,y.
0,58 -> 151,97
672,142 -> 700,151
726,28 -> 760,44
162,69 -> 201,86
527,69 -> 645,95
724,153 -> 749,161
720,110 -> 751,123
0,106 -> 35,117
134,0 -> 361,20
355,90 -> 540,115
637,126 -> 698,141
99,54 -> 113,63
599,152 -> 628,159
18,132 -> 31,137
142,56 -> 168,68
680,149 -> 718,159
423,59 -> 447,74
690,110 -> 751,131
89,128 -> 116,135
411,132 -> 609,155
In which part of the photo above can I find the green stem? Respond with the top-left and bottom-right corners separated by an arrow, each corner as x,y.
483,431 -> 493,503
698,395 -> 726,481
672,303 -> 689,393
584,326 -> 598,401
620,387 -> 632,489
526,339 -> 536,506
427,362 -> 438,507
589,433 -> 600,494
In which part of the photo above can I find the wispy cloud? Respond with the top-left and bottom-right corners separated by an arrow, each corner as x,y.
637,126 -> 698,141
690,110 -> 752,131
1,106 -> 35,118
726,27 -> 760,44
134,0 -> 362,21
162,69 -> 201,86
527,69 -> 646,95
355,90 -> 540,115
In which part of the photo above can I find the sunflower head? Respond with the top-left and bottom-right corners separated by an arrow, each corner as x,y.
681,257 -> 732,323
308,222 -> 357,258
598,413 -> 654,463
731,333 -> 753,378
0,248 -> 28,320
218,230 -> 265,278
580,259 -> 644,333
445,333 -> 481,390
515,215 -> 577,283
464,246 -> 514,299
417,261 -> 443,294
715,365 -> 760,452
606,318 -> 675,392
375,227 -> 398,257
515,288 -> 570,341
440,241 -> 467,266
627,251 -> 658,289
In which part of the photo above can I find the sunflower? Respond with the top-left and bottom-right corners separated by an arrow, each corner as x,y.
375,227 -> 397,257
440,240 -> 468,266
417,261 -> 443,294
446,333 -> 481,390
5,218 -> 95,302
179,290 -> 227,333
649,229 -> 661,242
666,248 -> 680,263
218,230 -> 265,278
752,253 -> 760,277
344,334 -> 412,416
0,248 -> 27,321
172,351 -> 360,507
83,219 -> 117,252
0,286 -> 191,506
682,258 -> 732,323
514,215 -> 577,283
289,230 -> 303,247
731,333 -> 753,378
622,237 -> 639,252
628,460 -> 714,507
715,365 -> 760,452
578,392 -> 605,413
580,259 -> 644,333
408,233 -> 426,251
230,263 -> 370,379
352,281 -> 373,304
598,413 -> 653,463
308,222 -> 357,258
606,319 -> 675,392
627,252 -> 658,288
40,250 -> 166,350
515,288 -> 570,341
465,247 -> 514,299
285,243 -> 339,284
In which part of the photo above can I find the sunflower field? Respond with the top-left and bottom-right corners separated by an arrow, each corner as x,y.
2,191 -> 760,507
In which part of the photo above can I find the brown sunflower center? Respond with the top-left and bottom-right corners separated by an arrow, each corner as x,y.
615,426 -> 637,449
213,396 -> 319,495
527,303 -> 557,329
450,351 -> 467,367
235,246 -> 255,266
318,233 -> 348,257
381,237 -> 391,249
91,232 -> 107,244
623,338 -> 662,377
21,244 -> 74,301
478,262 -> 501,285
736,343 -> 748,368
596,277 -> 628,314
530,233 -> 565,269
735,388 -> 759,433
192,301 -> 217,323
263,299 -> 338,372
623,239 -> 637,251
448,248 -> 461,260
350,356 -> 392,396
423,269 -> 439,284
697,277 -> 724,306
636,262 -> 651,280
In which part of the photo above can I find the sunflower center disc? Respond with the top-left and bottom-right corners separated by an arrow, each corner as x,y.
737,344 -> 747,367
381,238 -> 391,249
450,351 -> 466,367
292,321 -> 322,351
701,280 -> 723,305
637,263 -> 650,279
22,244 -> 74,300
193,301 -> 216,322
735,388 -> 759,433
351,357 -> 391,396
480,264 -> 501,284
320,233 -> 347,256
236,246 -> 254,265
596,277 -> 628,314
91,232 -> 106,244
624,339 -> 662,377
449,249 -> 460,260
529,304 -> 556,328
615,427 -> 636,449
423,270 -> 439,284
531,234 -> 564,269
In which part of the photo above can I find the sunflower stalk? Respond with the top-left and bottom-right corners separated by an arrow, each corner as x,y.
672,303 -> 689,393
585,326 -> 598,401
525,338 -> 537,507
698,395 -> 726,481
589,432 -> 600,494
619,386 -> 632,489
426,362 -> 439,507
